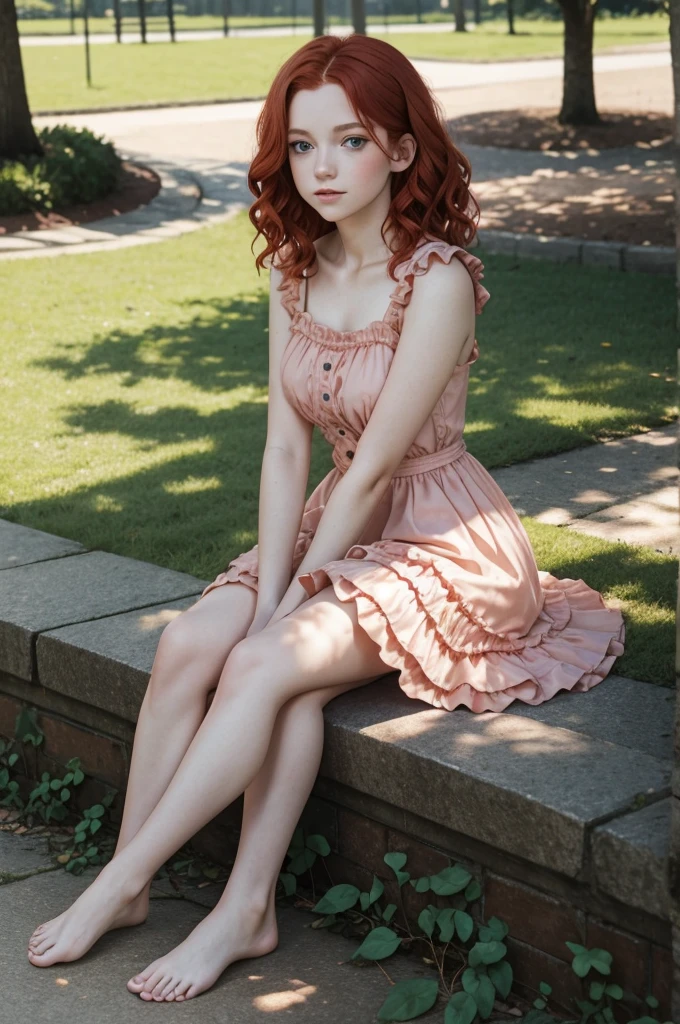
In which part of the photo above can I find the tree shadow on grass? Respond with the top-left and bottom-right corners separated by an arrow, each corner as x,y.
8,281 -> 676,685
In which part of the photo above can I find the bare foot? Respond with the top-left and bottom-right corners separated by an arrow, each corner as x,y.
27,864 -> 143,967
127,901 -> 278,1001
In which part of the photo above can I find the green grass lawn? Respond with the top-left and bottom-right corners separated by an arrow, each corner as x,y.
22,14 -> 669,113
0,210 -> 675,684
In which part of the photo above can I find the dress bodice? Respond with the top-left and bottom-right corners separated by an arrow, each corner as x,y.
276,236 -> 491,476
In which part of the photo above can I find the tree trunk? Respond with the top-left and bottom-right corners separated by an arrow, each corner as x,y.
557,0 -> 600,125
313,0 -> 324,36
670,0 -> 680,331
454,0 -> 466,32
507,0 -> 515,35
351,0 -> 365,35
0,0 -> 43,161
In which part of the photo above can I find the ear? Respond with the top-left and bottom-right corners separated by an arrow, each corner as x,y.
389,133 -> 417,173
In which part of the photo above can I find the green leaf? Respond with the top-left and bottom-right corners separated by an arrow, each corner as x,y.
278,871 -> 296,896
313,883 -> 360,915
565,940 -> 587,955
468,940 -> 506,967
351,926 -> 401,961
645,995 -> 659,1009
368,875 -> 384,906
417,906 -> 437,938
444,991 -> 477,1024
412,876 -> 430,893
429,865 -> 471,896
538,980 -> 552,996
461,969 -> 479,993
454,910 -> 474,943
359,891 -> 370,912
437,908 -> 456,943
604,983 -> 623,999
50,778 -> 63,790
485,916 -> 508,940
384,852 -> 410,886
488,959 -> 513,998
287,848 -> 316,875
377,978 -> 439,1021
73,769 -> 84,785
382,904 -> 397,923
590,981 -> 605,1000
572,952 -> 593,978
60,788 -> 70,802
305,834 -> 330,856
90,819 -> 101,835
589,948 -> 612,976
473,975 -> 496,1019
464,878 -> 481,901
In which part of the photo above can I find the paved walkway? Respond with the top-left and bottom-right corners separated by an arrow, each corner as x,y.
1,46 -> 671,260
0,831 -> 446,1022
490,424 -> 678,556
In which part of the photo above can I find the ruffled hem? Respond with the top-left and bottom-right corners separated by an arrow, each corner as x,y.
388,238 -> 491,318
295,544 -> 625,714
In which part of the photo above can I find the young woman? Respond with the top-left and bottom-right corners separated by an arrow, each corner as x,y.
27,33 -> 625,1000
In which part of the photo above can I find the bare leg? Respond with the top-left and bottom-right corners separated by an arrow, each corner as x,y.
28,582 -> 257,948
128,686 -> 336,1001
26,585 -> 387,977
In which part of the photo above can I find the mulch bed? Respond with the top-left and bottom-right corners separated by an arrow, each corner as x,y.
447,107 -> 674,151
447,108 -> 675,247
0,160 -> 161,236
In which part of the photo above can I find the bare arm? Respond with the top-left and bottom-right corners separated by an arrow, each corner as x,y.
248,263 -> 313,632
265,255 -> 477,625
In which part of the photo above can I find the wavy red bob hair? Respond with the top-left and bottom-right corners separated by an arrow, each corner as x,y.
247,33 -> 481,283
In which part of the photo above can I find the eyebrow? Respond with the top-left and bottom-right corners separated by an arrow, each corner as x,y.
287,122 -> 366,136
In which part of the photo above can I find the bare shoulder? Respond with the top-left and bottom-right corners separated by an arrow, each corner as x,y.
412,250 -> 476,307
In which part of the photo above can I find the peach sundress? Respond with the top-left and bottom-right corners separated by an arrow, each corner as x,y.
199,235 -> 626,713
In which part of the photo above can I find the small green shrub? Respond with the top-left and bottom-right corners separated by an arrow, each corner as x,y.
0,124 -> 121,216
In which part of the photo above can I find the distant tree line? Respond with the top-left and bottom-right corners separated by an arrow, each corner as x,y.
14,0 -> 667,20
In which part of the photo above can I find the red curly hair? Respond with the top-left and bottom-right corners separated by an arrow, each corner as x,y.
247,33 -> 481,284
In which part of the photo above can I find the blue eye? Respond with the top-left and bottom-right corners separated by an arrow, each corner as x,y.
289,141 -> 312,154
344,136 -> 367,149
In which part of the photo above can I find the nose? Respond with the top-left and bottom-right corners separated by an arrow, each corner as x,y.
313,145 -> 337,179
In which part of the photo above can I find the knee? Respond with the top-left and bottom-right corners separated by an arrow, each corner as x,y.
213,634 -> 282,703
156,612 -> 202,667
148,613 -> 214,702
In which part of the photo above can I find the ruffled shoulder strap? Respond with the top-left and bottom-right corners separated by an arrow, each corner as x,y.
387,237 -> 490,333
276,272 -> 303,318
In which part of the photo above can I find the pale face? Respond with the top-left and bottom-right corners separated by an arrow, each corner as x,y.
286,82 -> 416,223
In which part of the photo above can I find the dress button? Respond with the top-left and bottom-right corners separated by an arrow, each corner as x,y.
346,450 -> 354,459
323,362 -> 331,371
338,428 -> 345,435
322,393 -> 330,401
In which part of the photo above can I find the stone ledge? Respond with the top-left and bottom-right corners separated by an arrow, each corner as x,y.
0,545 -> 205,681
320,679 -> 670,882
0,519 -> 86,570
592,798 -> 671,920
0,517 -> 672,928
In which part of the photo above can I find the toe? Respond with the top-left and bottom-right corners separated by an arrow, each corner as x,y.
151,976 -> 171,1000
173,979 -> 191,1000
32,937 -> 54,957
142,968 -> 167,995
158,978 -> 177,1000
